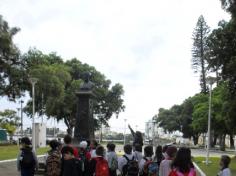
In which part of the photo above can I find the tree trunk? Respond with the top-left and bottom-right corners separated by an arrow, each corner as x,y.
213,133 -> 218,146
193,134 -> 199,145
230,134 -> 235,149
64,118 -> 72,135
219,134 -> 226,151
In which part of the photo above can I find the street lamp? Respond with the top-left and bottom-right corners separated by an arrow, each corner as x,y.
20,100 -> 24,138
205,76 -> 216,165
29,77 -> 38,151
124,119 -> 127,145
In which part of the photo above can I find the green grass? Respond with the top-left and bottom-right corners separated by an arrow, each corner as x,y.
194,156 -> 236,176
0,145 -> 49,161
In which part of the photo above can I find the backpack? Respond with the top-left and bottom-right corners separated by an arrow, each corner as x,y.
20,148 -> 36,169
143,158 -> 158,176
169,168 -> 196,176
122,155 -> 139,176
79,149 -> 90,172
46,150 -> 61,176
94,157 -> 109,176
72,158 -> 83,176
110,156 -> 118,171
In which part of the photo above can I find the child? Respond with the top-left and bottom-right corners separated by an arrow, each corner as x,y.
139,145 -> 158,176
46,140 -> 61,176
169,147 -> 196,176
17,137 -> 38,176
88,145 -> 109,176
217,155 -> 231,176
118,144 -> 139,176
90,139 -> 98,158
159,145 -> 177,176
107,143 -> 118,176
61,146 -> 82,176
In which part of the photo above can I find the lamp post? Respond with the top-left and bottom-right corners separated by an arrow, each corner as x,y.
20,100 -> 24,138
29,77 -> 38,151
205,76 -> 215,165
124,119 -> 127,145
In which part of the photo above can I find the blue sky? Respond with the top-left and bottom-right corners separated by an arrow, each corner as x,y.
0,0 -> 230,132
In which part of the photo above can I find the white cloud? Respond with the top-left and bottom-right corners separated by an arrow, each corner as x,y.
0,0 -> 230,132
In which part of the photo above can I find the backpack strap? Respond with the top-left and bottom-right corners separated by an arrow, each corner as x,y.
123,155 -> 132,162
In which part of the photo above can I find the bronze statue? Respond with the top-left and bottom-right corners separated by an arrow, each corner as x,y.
128,124 -> 143,147
80,72 -> 94,91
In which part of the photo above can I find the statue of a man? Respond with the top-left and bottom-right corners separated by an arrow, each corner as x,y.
80,72 -> 94,91
128,124 -> 143,147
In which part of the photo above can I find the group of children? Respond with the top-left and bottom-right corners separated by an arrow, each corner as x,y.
17,135 -> 232,176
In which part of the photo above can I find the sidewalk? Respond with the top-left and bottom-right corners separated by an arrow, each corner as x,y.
0,161 -> 19,176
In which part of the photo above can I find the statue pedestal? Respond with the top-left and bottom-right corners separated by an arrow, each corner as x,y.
74,90 -> 94,142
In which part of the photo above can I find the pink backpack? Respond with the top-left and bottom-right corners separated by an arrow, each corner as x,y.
169,168 -> 196,176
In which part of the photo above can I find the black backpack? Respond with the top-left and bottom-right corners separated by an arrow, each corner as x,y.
122,155 -> 139,176
20,148 -> 36,169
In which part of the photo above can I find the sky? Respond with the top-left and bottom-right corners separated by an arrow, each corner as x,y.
0,0 -> 230,132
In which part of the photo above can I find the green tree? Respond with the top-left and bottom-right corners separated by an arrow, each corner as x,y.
220,0 -> 236,18
192,15 -> 210,93
23,53 -> 125,135
0,109 -> 20,139
0,15 -> 25,100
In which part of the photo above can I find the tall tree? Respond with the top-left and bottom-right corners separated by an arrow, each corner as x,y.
220,0 -> 236,18
192,15 -> 210,93
0,109 -> 20,139
0,15 -> 25,100
23,52 -> 125,134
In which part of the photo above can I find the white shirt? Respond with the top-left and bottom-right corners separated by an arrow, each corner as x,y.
133,151 -> 143,163
218,168 -> 231,176
139,156 -> 152,173
159,159 -> 172,176
118,154 -> 134,172
106,151 -> 118,168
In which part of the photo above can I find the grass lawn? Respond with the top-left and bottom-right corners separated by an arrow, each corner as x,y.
194,156 -> 236,176
0,145 -> 49,161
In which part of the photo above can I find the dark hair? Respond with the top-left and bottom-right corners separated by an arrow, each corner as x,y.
49,140 -> 59,150
90,139 -> 98,149
144,145 -> 153,157
155,145 -> 163,164
134,143 -> 142,152
162,145 -> 168,153
171,147 -> 194,173
221,155 -> 231,169
107,143 -> 116,151
64,134 -> 72,144
166,146 -> 177,158
21,137 -> 31,145
96,145 -> 105,156
62,146 -> 74,155
124,144 -> 132,154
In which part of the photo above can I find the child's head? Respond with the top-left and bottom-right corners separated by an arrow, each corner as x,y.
79,141 -> 88,149
21,137 -> 31,146
124,144 -> 132,155
90,139 -> 98,149
96,145 -> 105,157
144,145 -> 153,157
49,139 -> 60,150
107,143 -> 116,152
63,134 -> 72,145
220,155 -> 231,169
155,145 -> 163,156
166,146 -> 177,158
